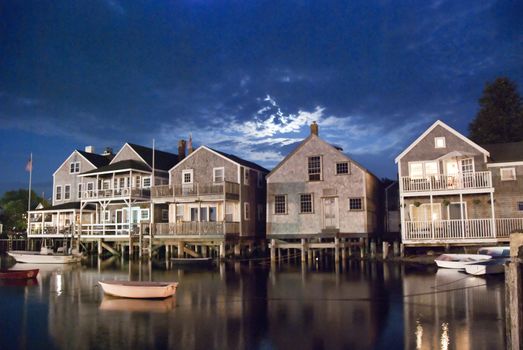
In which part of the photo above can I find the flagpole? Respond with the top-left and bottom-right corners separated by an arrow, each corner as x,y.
27,153 -> 32,212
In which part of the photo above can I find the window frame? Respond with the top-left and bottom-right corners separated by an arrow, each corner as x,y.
64,184 -> 71,200
518,202 -> 523,211
308,155 -> 322,181
299,193 -> 314,214
434,137 -> 446,148
55,185 -> 62,201
182,169 -> 194,184
335,162 -> 350,175
348,197 -> 364,211
213,167 -> 225,183
77,183 -> 83,199
161,209 -> 169,221
69,161 -> 81,174
142,176 -> 151,188
500,167 -> 516,181
140,209 -> 150,221
274,195 -> 287,215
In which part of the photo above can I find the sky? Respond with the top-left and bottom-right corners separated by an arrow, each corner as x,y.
1,0 -> 522,199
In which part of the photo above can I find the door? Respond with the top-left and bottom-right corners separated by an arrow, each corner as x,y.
445,160 -> 459,188
323,198 -> 338,229
448,202 -> 467,220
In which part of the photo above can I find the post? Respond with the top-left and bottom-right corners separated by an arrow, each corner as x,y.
382,241 -> 389,259
506,232 -> 523,349
270,239 -> 276,263
334,237 -> 340,263
301,238 -> 306,263
219,241 -> 225,259
178,241 -> 184,258
370,240 -> 376,259
98,238 -> 102,256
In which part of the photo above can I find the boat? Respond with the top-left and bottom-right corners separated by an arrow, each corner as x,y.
170,257 -> 213,266
434,254 -> 492,269
98,280 -> 179,299
464,258 -> 509,276
7,246 -> 82,264
0,268 -> 39,279
477,246 -> 510,258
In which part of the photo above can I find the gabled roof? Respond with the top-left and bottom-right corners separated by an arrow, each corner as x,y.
482,141 -> 523,163
127,143 -> 179,171
80,159 -> 152,176
266,135 -> 312,178
394,120 -> 490,163
77,150 -> 111,168
170,145 -> 269,173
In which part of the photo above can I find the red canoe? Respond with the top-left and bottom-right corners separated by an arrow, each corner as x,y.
0,269 -> 39,279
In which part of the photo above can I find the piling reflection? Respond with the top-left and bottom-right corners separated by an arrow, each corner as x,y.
0,258 -> 506,350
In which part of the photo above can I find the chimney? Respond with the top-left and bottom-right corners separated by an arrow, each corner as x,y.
178,139 -> 187,161
310,121 -> 319,136
85,145 -> 95,153
188,133 -> 194,154
102,147 -> 113,156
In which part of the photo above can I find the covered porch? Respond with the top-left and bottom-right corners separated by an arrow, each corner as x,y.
27,202 -> 95,238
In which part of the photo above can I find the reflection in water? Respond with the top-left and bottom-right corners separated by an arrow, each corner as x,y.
0,258 -> 506,350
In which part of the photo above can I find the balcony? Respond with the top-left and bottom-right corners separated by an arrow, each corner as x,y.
401,171 -> 492,194
152,221 -> 240,236
82,188 -> 151,200
151,182 -> 240,200
404,218 -> 523,244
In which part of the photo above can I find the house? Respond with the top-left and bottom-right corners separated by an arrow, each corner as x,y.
266,122 -> 382,261
395,120 -> 523,247
150,143 -> 268,258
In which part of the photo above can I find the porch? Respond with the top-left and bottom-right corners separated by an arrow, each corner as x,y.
403,218 -> 523,244
151,182 -> 240,200
151,221 -> 240,237
401,171 -> 492,194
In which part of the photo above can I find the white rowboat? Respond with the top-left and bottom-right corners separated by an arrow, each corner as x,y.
434,254 -> 492,269
465,258 -> 509,276
98,280 -> 179,299
7,250 -> 82,264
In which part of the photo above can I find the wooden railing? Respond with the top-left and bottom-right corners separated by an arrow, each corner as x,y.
79,223 -> 139,236
151,182 -> 240,198
82,188 -> 150,199
404,218 -> 523,241
153,221 -> 240,236
401,171 -> 492,193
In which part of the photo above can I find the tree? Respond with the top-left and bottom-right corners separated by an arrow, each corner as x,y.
0,189 -> 50,234
469,77 -> 523,144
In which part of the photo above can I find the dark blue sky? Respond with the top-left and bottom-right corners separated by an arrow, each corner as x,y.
1,0 -> 522,199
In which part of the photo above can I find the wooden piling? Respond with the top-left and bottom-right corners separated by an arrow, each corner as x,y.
382,242 -> 389,259
270,239 -> 276,263
370,240 -> 376,259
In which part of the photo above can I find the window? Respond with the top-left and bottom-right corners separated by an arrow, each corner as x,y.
176,205 -> 184,222
409,162 -> 424,178
434,137 -> 446,148
244,202 -> 250,220
182,169 -> 193,184
501,168 -> 516,181
349,198 -> 363,211
140,209 -> 150,221
142,177 -> 151,188
424,162 -> 439,176
64,185 -> 71,200
461,158 -> 474,173
209,207 -> 217,222
134,176 -> 141,188
274,195 -> 287,214
87,182 -> 94,191
308,156 -> 322,181
200,207 -> 208,221
518,202 -> 523,211
102,180 -> 110,190
78,183 -> 83,199
56,186 -> 62,201
103,210 -> 111,222
336,162 -> 349,175
69,162 -> 80,174
161,209 -> 169,221
119,178 -> 125,188
213,167 -> 224,183
190,208 -> 198,221
300,194 -> 313,213
244,168 -> 250,185
409,161 -> 439,178
410,203 -> 442,221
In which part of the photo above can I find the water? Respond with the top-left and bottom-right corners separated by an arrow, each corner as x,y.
0,257 -> 506,350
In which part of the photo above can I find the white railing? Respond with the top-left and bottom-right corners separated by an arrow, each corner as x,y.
82,188 -> 151,200
151,182 -> 240,198
28,223 -> 74,235
401,171 -> 492,193
152,221 -> 240,236
79,223 -> 139,236
405,218 -> 523,241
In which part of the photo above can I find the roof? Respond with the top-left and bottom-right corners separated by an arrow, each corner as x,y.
32,202 -> 95,211
127,143 -> 179,171
80,159 -> 152,175
394,120 -> 490,163
209,148 -> 270,173
77,150 -> 111,168
266,135 -> 312,178
482,141 -> 523,163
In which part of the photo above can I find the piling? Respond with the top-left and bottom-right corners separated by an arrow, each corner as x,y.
370,240 -> 376,259
393,241 -> 400,257
506,232 -> 523,349
301,239 -> 306,263
270,239 -> 276,263
382,242 -> 389,259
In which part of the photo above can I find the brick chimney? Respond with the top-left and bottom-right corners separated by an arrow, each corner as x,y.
178,139 -> 186,161
310,121 -> 319,136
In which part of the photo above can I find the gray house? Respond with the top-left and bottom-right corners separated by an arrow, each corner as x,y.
266,122 -> 382,259
396,120 -> 523,247
151,144 -> 268,257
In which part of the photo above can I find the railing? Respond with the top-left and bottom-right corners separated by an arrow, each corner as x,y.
151,182 -> 240,199
28,223 -> 74,235
404,218 -> 523,241
401,171 -> 492,193
79,223 -> 139,236
82,188 -> 151,199
153,221 -> 240,236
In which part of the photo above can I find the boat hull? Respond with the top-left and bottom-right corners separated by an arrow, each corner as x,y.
99,281 -> 178,299
7,251 -> 81,264
465,259 -> 508,276
434,254 -> 492,269
0,269 -> 39,279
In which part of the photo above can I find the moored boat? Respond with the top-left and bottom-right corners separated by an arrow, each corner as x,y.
7,250 -> 82,264
0,268 -> 39,279
465,258 -> 509,276
434,254 -> 492,269
477,246 -> 510,258
98,280 -> 179,299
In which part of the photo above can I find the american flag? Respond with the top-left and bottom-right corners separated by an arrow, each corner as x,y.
25,156 -> 32,172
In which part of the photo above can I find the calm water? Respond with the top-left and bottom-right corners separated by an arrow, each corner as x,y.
0,257 -> 506,350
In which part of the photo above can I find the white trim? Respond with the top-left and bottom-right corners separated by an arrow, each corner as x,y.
395,120 -> 490,163
447,201 -> 468,220
77,183 -> 83,200
434,136 -> 446,148
110,143 -> 149,166
55,185 -> 63,201
213,167 -> 225,183
53,150 -> 98,176
182,169 -> 193,184
487,161 -> 523,167
142,176 -> 152,188
500,167 -> 516,181
169,146 -> 241,173
69,161 -> 81,174
78,168 -> 151,177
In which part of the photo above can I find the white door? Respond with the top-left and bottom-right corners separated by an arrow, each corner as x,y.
323,198 -> 338,229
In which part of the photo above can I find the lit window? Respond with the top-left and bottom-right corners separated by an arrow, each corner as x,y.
336,162 -> 349,175
300,194 -> 313,213
244,202 -> 250,220
349,198 -> 363,210
308,156 -> 321,181
409,162 -> 424,178
435,137 -> 446,148
213,168 -> 224,182
501,168 -> 516,181
274,195 -> 287,214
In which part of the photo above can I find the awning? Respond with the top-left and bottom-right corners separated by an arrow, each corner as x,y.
436,151 -> 476,161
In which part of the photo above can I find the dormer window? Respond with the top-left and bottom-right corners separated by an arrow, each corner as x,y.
70,162 -> 80,174
435,137 -> 446,148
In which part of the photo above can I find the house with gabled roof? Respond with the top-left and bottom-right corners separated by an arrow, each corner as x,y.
396,120 -> 523,247
266,122 -> 382,261
151,144 -> 268,258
